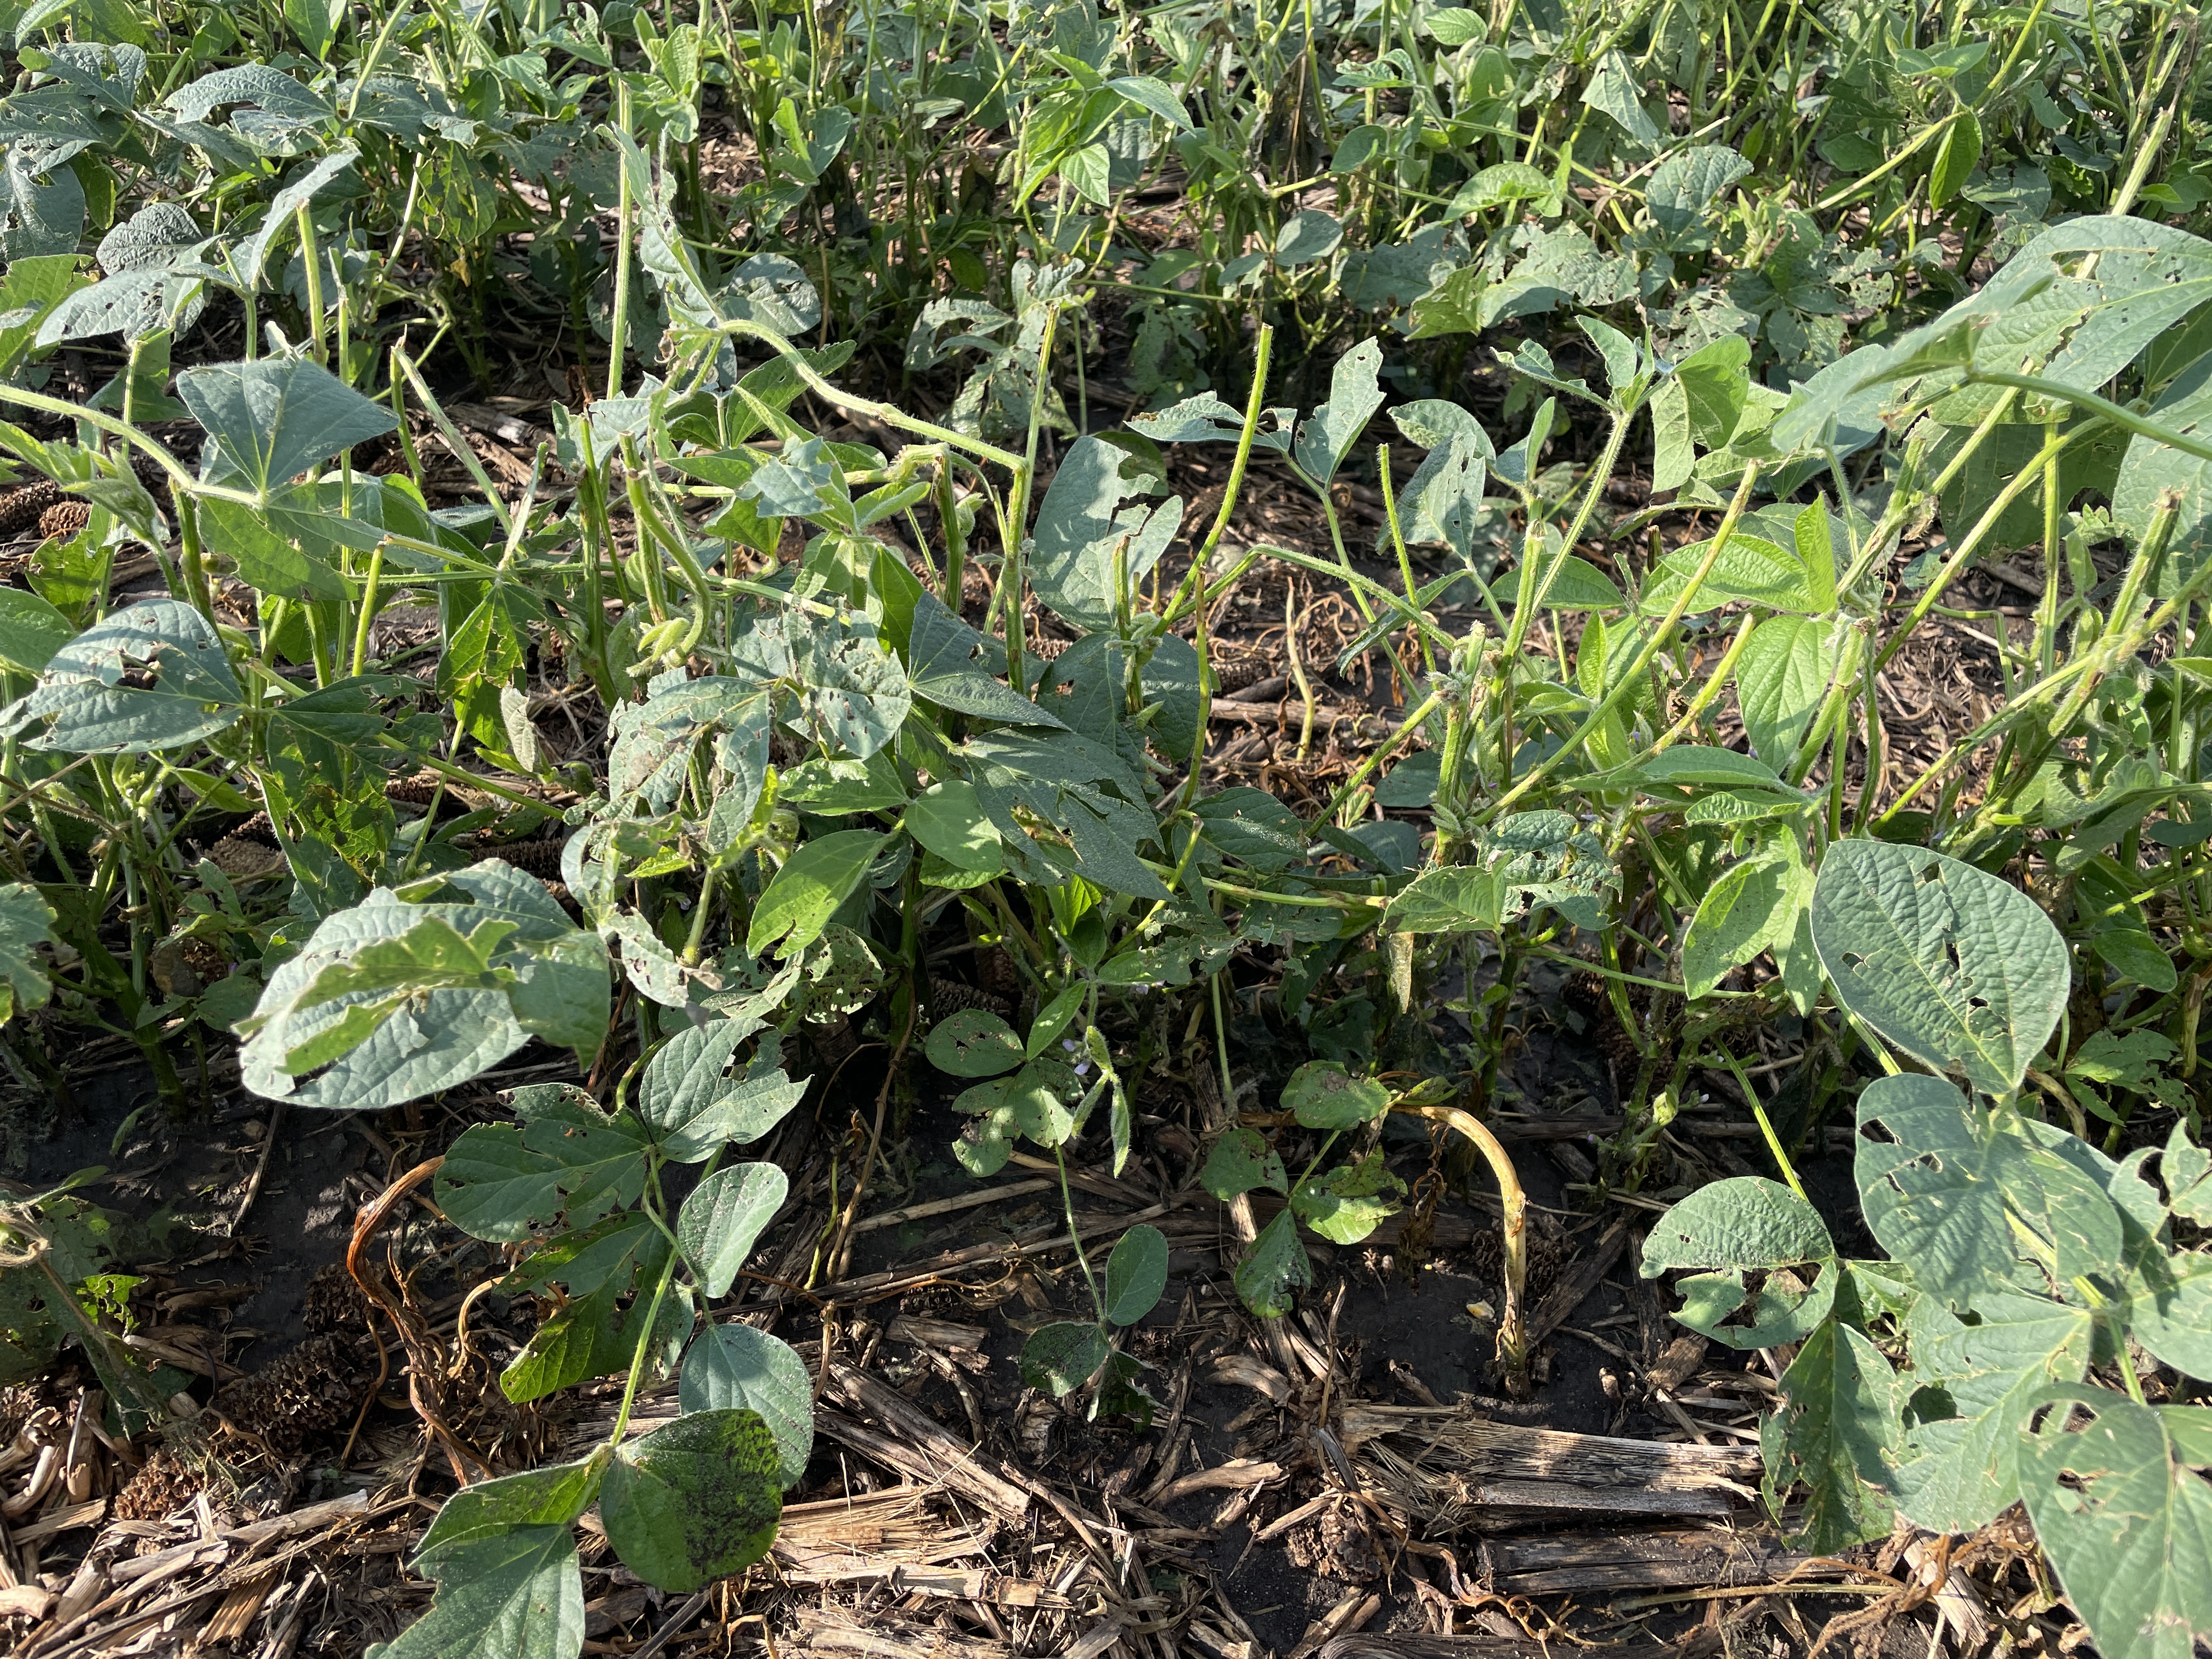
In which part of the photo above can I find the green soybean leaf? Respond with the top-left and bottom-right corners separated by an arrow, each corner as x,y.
1928,111 -> 1982,209
1762,1317 -> 1902,1552
1019,1321 -> 1110,1395
640,1022 -> 807,1162
1282,1060 -> 1391,1129
1026,984 -> 1086,1059
926,1008 -> 1025,1077
601,1409 -> 784,1594
2018,1392 -> 2212,1659
1103,1224 -> 1168,1326
1735,616 -> 1838,770
1383,866 -> 1503,934
1811,841 -> 2068,1094
7,599 -> 242,752
677,1163 -> 788,1297
241,868 -> 610,1112
1887,1293 -> 2092,1535
746,830 -> 883,959
176,356 -> 397,498
1641,535 -> 1817,613
1681,837 -> 1809,1000
500,1273 -> 690,1404
415,1458 -> 606,1560
1289,1150 -> 1406,1244
2118,1244 -> 2212,1380
0,587 -> 76,675
1234,1210 -> 1313,1317
902,780 -> 1006,873
1029,436 -> 1184,629
1201,1127 -> 1288,1200
368,1525 -> 582,1659
435,1087 -> 651,1243
1643,1176 -> 1840,1348
680,1324 -> 814,1487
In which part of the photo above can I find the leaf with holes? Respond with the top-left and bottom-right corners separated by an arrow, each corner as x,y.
1853,1075 -> 2126,1306
639,1022 -> 806,1163
1283,1060 -> 1391,1130
1234,1210 -> 1313,1318
925,1008 -> 1025,1078
1886,1293 -> 2094,1535
6,600 -> 242,753
2018,1392 -> 2212,1659
1201,1127 -> 1288,1200
1810,841 -> 2068,1094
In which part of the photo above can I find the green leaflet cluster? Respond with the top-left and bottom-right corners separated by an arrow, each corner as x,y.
370,1013 -> 815,1659
1644,839 -> 2212,1659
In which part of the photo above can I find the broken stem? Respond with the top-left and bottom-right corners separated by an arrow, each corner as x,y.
1392,1102 -> 1530,1394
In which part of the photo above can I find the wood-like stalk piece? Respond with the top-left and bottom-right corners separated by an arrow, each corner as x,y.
1392,1103 -> 1529,1395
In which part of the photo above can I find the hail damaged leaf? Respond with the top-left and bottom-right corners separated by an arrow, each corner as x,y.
6,599 -> 242,752
1030,435 -> 1185,629
677,1163 -> 788,1297
1811,841 -> 2068,1094
639,1019 -> 808,1161
1290,1150 -> 1405,1244
1887,1293 -> 2092,1534
367,1524 -> 581,1659
1234,1209 -> 1313,1317
1020,1322 -> 1111,1394
1641,1177 -> 1839,1348
1294,338 -> 1386,484
1201,1127 -> 1289,1200
606,676 -> 774,812
2018,1392 -> 2212,1659
1283,1061 -> 1391,1130
1762,1315 -> 1901,1551
176,357 -> 397,498
925,1008 -> 1024,1077
0,883 -> 55,1023
1644,1177 -> 1836,1273
601,1409 -> 783,1593
680,1324 -> 814,1486
960,731 -> 1168,901
1103,1224 -> 1169,1326
1854,1075 -> 2126,1306
504,1211 -> 667,1299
